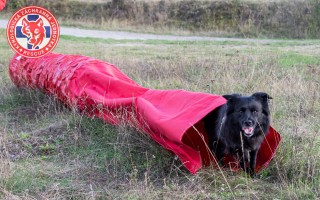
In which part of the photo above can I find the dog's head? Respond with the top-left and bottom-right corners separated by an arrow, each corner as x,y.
223,92 -> 272,137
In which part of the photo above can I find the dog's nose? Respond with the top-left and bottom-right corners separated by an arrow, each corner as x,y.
244,120 -> 254,127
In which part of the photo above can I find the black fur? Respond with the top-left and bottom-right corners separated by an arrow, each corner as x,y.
204,92 -> 272,177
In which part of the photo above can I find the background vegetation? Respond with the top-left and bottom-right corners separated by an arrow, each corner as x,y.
3,0 -> 320,38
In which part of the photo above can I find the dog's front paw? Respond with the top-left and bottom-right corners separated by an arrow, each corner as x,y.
248,168 -> 256,178
249,171 -> 256,178
244,167 -> 256,178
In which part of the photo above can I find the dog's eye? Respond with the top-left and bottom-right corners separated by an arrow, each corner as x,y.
35,29 -> 39,34
252,110 -> 257,114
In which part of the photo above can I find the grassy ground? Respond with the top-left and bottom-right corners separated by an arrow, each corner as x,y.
0,28 -> 320,199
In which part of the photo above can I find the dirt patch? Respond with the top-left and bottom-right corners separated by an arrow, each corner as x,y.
9,106 -> 37,119
5,120 -> 79,160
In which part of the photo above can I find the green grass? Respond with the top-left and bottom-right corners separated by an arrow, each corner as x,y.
5,160 -> 53,194
278,53 -> 320,68
1,28 -> 320,198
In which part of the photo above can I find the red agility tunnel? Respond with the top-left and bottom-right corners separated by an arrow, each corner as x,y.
9,53 -> 281,174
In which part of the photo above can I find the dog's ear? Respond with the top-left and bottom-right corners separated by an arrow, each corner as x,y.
252,92 -> 272,115
252,92 -> 272,101
223,94 -> 241,114
222,94 -> 233,101
223,94 -> 241,103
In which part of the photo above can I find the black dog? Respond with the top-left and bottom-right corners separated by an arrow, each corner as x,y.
204,92 -> 272,177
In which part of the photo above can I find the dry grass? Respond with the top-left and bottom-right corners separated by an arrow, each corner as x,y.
0,28 -> 320,198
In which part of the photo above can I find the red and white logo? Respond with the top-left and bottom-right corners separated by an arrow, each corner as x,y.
6,6 -> 60,58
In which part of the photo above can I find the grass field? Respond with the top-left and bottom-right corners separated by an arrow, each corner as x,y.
0,28 -> 320,199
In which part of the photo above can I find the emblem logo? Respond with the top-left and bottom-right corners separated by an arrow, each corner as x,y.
6,6 -> 60,58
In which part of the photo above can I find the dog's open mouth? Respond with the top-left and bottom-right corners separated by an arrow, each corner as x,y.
242,127 -> 254,136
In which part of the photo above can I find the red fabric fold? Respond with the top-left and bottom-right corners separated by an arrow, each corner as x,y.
9,53 -> 281,174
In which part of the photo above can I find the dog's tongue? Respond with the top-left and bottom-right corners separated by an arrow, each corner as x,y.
243,127 -> 254,135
